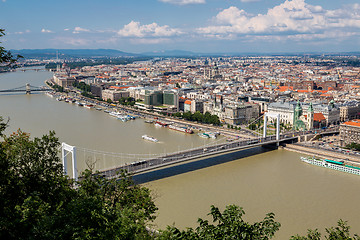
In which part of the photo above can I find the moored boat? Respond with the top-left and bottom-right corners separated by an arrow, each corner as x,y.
301,156 -> 360,176
117,115 -> 130,122
198,132 -> 210,138
155,121 -> 168,127
168,124 -> 193,134
206,132 -> 218,139
45,92 -> 55,98
109,111 -> 121,117
56,96 -> 65,101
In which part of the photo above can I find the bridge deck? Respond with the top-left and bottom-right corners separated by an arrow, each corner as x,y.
0,84 -> 51,93
99,129 -> 339,179
99,135 -> 294,179
0,89 -> 51,93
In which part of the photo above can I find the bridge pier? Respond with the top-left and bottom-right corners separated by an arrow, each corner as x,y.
62,143 -> 78,181
263,112 -> 280,140
263,113 -> 280,146
26,83 -> 31,94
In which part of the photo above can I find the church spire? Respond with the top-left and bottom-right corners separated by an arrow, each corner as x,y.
294,100 -> 302,121
307,102 -> 314,113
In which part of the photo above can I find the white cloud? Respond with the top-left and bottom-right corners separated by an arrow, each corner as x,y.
2,0 -> 6,2
64,28 -> 70,31
41,29 -> 53,33
117,21 -> 181,38
198,0 -> 360,41
12,30 -> 30,35
159,0 -> 205,5
73,27 -> 90,34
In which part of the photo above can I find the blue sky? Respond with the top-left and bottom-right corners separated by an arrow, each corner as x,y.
1,0 -> 359,53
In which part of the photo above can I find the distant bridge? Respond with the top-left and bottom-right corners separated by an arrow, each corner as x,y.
18,68 -> 45,72
0,84 -> 51,94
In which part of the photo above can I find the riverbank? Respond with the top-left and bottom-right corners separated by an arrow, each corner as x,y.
284,143 -> 360,165
44,79 -> 254,140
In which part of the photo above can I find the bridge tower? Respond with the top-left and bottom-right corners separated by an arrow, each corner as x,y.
61,143 -> 78,181
25,83 -> 31,94
263,113 -> 280,141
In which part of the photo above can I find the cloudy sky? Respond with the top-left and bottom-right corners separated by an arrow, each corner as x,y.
1,0 -> 359,53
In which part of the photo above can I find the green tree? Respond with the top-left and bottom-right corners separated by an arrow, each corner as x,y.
0,29 -> 22,64
290,219 -> 360,240
345,142 -> 360,151
0,117 -> 157,239
203,112 -> 212,123
183,111 -> 192,121
193,111 -> 203,122
158,205 -> 280,240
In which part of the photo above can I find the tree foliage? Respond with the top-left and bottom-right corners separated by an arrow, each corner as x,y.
119,97 -> 135,106
0,117 -> 157,239
290,219 -> 360,240
73,81 -> 91,93
0,29 -> 22,65
173,111 -> 220,125
345,142 -> 360,152
157,205 -> 281,240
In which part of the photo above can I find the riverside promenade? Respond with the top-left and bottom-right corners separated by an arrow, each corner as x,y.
284,143 -> 360,165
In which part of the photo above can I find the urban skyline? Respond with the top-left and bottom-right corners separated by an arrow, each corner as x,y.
1,0 -> 360,53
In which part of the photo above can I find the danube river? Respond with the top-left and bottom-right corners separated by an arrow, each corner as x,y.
1,68 -> 360,239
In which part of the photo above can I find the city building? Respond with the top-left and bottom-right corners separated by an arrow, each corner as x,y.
101,89 -> 129,102
53,74 -> 76,88
224,103 -> 260,125
340,119 -> 360,147
340,104 -> 360,122
267,101 -> 339,127
143,90 -> 179,111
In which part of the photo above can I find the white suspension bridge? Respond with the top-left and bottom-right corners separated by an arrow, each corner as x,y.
61,113 -> 339,181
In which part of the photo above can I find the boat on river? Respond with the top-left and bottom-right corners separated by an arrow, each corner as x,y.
45,91 -> 55,98
301,156 -> 360,176
198,132 -> 210,138
142,135 -> 158,143
155,121 -> 171,127
168,124 -> 193,134
207,132 -> 219,139
109,111 -> 121,117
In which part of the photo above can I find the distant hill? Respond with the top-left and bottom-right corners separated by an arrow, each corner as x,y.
141,50 -> 200,57
10,49 -> 360,59
11,49 -> 139,59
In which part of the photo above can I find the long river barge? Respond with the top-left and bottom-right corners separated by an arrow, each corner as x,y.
301,156 -> 360,176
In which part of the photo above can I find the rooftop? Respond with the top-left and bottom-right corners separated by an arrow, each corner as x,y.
342,119 -> 360,127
